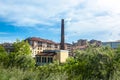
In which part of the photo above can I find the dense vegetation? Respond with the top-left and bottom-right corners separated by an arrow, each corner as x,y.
0,41 -> 120,80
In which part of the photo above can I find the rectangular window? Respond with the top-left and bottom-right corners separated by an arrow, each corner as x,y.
37,51 -> 39,54
48,57 -> 53,63
36,56 -> 41,62
36,57 -> 39,62
42,57 -> 46,63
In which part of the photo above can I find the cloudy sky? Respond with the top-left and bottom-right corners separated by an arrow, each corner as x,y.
0,0 -> 120,43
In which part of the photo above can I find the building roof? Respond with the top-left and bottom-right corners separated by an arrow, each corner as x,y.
65,43 -> 72,45
36,50 -> 59,56
25,37 -> 57,44
36,53 -> 56,56
43,50 -> 59,53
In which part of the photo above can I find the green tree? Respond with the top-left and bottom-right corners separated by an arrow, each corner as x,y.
7,40 -> 35,69
0,45 -> 8,65
0,45 -> 6,53
64,46 -> 118,80
13,40 -> 31,55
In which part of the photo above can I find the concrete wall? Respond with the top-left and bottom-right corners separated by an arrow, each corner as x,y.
58,50 -> 69,63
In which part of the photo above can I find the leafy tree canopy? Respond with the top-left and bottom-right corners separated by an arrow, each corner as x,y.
13,40 -> 31,55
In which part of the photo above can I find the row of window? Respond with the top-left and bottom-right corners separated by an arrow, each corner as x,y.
31,41 -> 58,48
38,47 -> 53,50
34,51 -> 42,54
38,42 -> 58,47
36,56 -> 53,63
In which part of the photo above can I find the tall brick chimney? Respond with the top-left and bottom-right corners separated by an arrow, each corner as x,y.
60,19 -> 65,50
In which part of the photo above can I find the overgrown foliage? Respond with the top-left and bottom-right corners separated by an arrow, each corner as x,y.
1,42 -> 120,80
0,60 -> 67,80
0,45 -> 8,65
64,45 -> 120,80
0,40 -> 35,69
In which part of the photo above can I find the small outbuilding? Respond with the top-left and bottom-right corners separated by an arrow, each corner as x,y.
35,50 -> 68,65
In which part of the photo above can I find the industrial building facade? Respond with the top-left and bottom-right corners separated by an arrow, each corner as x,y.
25,37 -> 72,57
25,37 -> 60,57
102,41 -> 120,49
72,39 -> 102,50
36,50 -> 68,65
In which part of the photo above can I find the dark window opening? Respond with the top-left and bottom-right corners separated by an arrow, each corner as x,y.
36,56 -> 41,62
42,57 -> 46,63
48,57 -> 53,63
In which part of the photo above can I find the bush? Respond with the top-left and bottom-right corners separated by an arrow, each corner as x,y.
64,46 -> 120,80
1,42 -> 120,80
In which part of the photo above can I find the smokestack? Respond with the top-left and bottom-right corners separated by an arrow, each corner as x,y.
60,19 -> 65,50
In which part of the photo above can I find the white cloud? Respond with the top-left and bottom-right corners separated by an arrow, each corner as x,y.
64,0 -> 120,41
0,36 -> 18,43
0,0 -> 120,42
0,0 -> 84,26
96,0 -> 120,14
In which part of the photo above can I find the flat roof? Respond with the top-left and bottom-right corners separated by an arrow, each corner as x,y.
36,53 -> 56,56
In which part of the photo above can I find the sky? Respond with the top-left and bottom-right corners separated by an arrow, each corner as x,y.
0,0 -> 120,43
